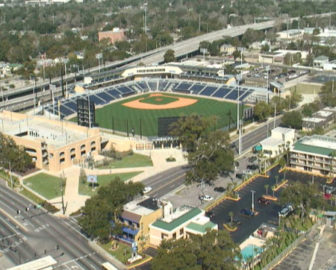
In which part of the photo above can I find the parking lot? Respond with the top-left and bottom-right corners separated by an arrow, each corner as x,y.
209,165 -> 336,244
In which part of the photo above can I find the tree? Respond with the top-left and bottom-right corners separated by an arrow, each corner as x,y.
320,81 -> 336,107
279,181 -> 324,219
186,130 -> 234,184
164,49 -> 175,63
281,111 -> 302,129
254,101 -> 272,122
151,230 -> 240,270
171,116 -> 233,184
78,178 -> 144,242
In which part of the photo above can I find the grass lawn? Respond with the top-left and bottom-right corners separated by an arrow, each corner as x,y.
97,153 -> 152,169
79,93 -> 240,136
78,172 -> 142,196
100,241 -> 133,264
23,173 -> 65,200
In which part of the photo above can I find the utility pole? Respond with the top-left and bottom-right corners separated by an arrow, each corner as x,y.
144,2 -> 148,35
237,51 -> 243,155
274,102 -> 276,129
251,190 -> 256,212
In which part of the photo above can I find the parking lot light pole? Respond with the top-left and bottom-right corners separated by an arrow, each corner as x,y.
251,190 -> 256,212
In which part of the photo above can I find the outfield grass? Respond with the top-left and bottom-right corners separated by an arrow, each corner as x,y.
92,93 -> 240,136
97,153 -> 153,169
79,172 -> 142,196
23,173 -> 65,200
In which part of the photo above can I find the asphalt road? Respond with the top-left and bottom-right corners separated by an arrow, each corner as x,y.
0,182 -> 108,270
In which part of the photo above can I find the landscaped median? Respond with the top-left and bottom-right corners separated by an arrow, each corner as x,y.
223,223 -> 238,232
273,179 -> 288,192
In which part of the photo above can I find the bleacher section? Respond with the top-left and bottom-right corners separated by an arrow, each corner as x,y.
45,79 -> 258,118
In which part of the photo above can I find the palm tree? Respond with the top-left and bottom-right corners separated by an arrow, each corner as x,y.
272,185 -> 275,197
264,184 -> 269,195
229,211 -> 234,224
275,175 -> 279,187
227,109 -> 233,130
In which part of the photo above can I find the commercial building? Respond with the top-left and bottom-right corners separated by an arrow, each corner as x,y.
302,107 -> 336,131
119,197 -> 162,251
149,204 -> 217,247
276,29 -> 304,40
0,111 -> 101,172
98,28 -> 126,44
259,127 -> 295,158
290,135 -> 336,176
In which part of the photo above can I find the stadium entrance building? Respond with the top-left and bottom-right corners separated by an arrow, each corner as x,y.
0,111 -> 101,172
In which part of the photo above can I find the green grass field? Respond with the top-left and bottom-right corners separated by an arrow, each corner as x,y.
23,173 -> 64,200
78,172 -> 142,196
93,93 -> 239,136
96,153 -> 153,169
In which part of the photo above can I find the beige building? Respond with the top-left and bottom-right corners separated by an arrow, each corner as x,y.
149,204 -> 217,247
290,135 -> 336,176
119,197 -> 163,251
0,111 -> 101,172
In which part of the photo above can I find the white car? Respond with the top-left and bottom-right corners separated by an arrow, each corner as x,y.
200,195 -> 213,201
143,186 -> 152,194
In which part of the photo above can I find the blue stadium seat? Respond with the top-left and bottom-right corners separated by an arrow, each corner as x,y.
97,92 -> 114,103
89,95 -> 105,105
60,104 -> 73,117
226,90 -> 240,100
200,86 -> 218,96
189,84 -> 205,94
212,87 -> 231,98
107,89 -> 121,99
64,101 -> 77,112
148,82 -> 157,91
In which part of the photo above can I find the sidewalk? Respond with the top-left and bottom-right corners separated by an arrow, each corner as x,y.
54,148 -> 187,216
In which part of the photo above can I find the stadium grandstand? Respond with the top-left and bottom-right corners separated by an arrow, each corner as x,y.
44,78 -> 270,119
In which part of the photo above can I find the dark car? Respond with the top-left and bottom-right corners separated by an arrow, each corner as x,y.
240,208 -> 254,216
257,197 -> 270,205
236,173 -> 246,179
206,211 -> 215,218
214,186 -> 226,193
248,156 -> 258,163
247,164 -> 259,170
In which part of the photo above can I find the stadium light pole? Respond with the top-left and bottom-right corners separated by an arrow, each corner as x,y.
251,190 -> 256,213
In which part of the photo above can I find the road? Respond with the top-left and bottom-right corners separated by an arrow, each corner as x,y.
0,181 -> 111,270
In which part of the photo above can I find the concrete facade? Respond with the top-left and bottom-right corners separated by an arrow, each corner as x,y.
0,111 -> 101,172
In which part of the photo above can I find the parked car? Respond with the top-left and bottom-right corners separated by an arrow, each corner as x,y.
236,173 -> 246,179
278,204 -> 294,217
257,197 -> 270,205
200,195 -> 213,201
214,186 -> 226,193
248,156 -> 258,163
143,186 -> 152,194
240,208 -> 255,216
247,164 -> 259,171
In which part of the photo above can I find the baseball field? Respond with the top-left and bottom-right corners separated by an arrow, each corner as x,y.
94,93 -> 240,137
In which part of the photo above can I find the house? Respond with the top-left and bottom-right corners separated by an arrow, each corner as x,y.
119,197 -> 162,251
98,28 -> 126,44
220,44 -> 236,55
302,107 -> 336,131
313,55 -> 329,68
290,135 -> 336,176
277,29 -> 304,40
149,204 -> 217,247
259,127 -> 295,158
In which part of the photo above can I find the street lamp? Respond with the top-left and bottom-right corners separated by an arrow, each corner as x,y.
251,190 -> 256,212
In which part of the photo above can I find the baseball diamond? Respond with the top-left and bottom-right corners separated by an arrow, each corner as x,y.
93,93 -> 242,137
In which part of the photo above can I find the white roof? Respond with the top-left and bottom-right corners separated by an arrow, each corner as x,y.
303,117 -> 325,123
271,127 -> 295,134
315,110 -> 333,118
260,137 -> 283,147
300,136 -> 336,150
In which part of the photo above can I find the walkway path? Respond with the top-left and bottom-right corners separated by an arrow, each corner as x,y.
52,148 -> 187,216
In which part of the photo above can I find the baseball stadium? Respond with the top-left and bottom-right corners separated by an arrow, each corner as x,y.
44,65 -> 269,138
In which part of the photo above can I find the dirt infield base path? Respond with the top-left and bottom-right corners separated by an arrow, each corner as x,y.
122,93 -> 198,110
